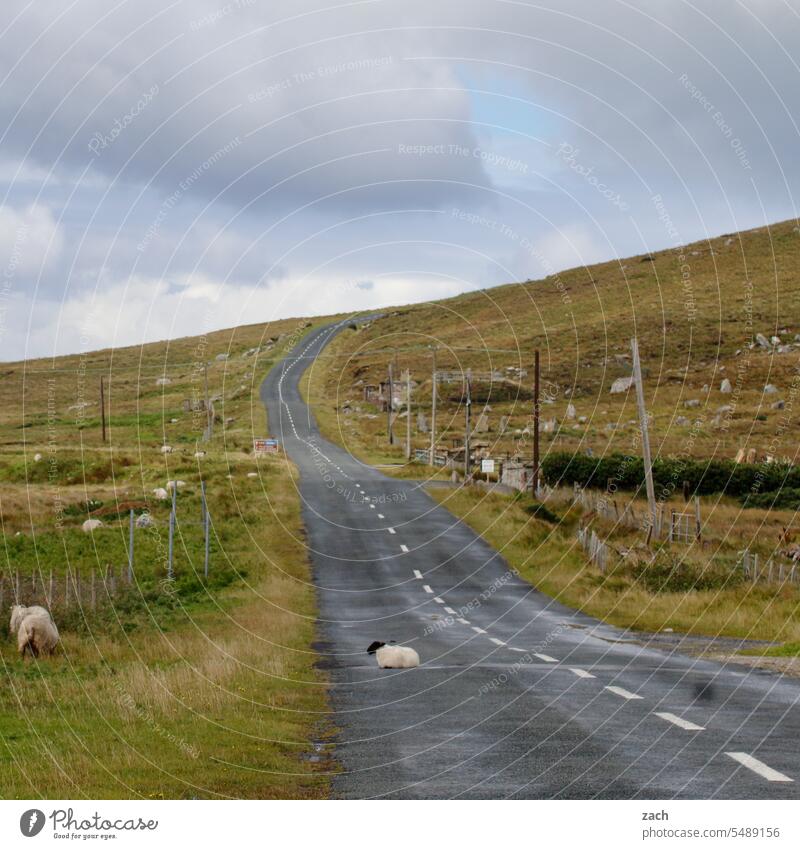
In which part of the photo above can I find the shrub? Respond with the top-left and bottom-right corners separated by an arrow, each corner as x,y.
541,451 -> 800,497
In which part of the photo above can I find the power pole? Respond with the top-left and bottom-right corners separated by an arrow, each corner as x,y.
631,337 -> 658,540
99,376 -> 106,443
430,348 -> 437,465
405,369 -> 412,460
532,350 -> 540,496
204,361 -> 213,441
387,361 -> 394,445
464,370 -> 472,478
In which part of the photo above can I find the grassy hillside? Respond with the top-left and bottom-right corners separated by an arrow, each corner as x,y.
0,316 -> 334,798
306,217 -> 800,466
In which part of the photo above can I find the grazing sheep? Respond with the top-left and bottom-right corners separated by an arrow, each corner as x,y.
9,605 -> 59,658
166,480 -> 186,492
247,472 -> 258,478
152,487 -> 169,500
367,641 -> 420,669
33,453 -> 42,462
82,518 -> 103,533
194,451 -> 206,458
160,444 -> 173,454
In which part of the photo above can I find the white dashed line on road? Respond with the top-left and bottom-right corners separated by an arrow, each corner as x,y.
400,544 -> 409,552
387,527 -> 396,534
489,637 -> 506,646
433,597 -> 445,604
605,686 -> 643,700
570,668 -> 596,679
377,513 -> 385,519
457,618 -> 470,625
369,504 -> 375,509
509,648 -> 527,653
534,653 -> 558,664
655,712 -> 704,731
423,585 -> 434,593
413,570 -> 423,579
471,626 -> 486,634
726,752 -> 793,782
444,606 -> 456,614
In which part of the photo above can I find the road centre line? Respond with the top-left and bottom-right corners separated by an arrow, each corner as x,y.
655,712 -> 704,731
605,686 -> 643,700
726,752 -> 793,782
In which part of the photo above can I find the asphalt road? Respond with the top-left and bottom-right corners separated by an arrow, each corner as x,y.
260,321 -> 800,799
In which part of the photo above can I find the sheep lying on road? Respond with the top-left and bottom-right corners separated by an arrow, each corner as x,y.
367,641 -> 420,668
9,605 -> 60,659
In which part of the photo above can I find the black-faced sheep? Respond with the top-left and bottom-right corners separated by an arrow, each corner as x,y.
9,605 -> 60,659
367,641 -> 420,668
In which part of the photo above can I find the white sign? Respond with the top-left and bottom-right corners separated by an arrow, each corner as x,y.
253,438 -> 279,456
481,459 -> 495,474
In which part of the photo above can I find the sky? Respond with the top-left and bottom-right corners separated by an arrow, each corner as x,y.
1,0 -> 799,359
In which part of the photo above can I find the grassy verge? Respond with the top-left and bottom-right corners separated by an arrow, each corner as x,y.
428,485 -> 800,644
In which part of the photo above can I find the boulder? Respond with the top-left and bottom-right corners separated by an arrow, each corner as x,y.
720,379 -> 732,393
152,487 -> 169,500
215,353 -> 228,361
474,412 -> 490,433
610,376 -> 635,394
565,403 -> 576,420
763,384 -> 779,394
498,416 -> 509,434
156,377 -> 171,386
82,519 -> 103,533
755,333 -> 770,349
772,399 -> 785,410
675,416 -> 689,426
684,399 -> 700,408
136,513 -> 155,529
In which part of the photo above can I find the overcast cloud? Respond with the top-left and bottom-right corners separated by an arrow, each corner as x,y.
1,0 -> 799,358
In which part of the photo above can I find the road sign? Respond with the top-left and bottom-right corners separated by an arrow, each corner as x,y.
254,438 -> 279,456
481,458 -> 495,474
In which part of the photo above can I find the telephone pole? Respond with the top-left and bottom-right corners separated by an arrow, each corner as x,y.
387,361 -> 394,445
99,376 -> 107,443
464,370 -> 472,478
430,347 -> 437,465
532,350 -> 540,496
405,370 -> 412,459
631,337 -> 657,539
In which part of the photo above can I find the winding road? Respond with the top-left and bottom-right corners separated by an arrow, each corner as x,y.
260,321 -> 800,799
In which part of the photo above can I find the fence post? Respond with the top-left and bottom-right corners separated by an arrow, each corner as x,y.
694,496 -> 702,540
753,553 -> 759,583
202,481 -> 210,579
168,484 -> 177,580
128,508 -> 135,582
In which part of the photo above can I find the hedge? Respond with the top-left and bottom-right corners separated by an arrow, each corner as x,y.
540,451 -> 800,498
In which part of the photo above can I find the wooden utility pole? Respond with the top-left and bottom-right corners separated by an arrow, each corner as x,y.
430,348 -> 437,465
204,361 -> 213,441
631,337 -> 658,539
99,376 -> 107,442
464,371 -> 472,477
405,369 -> 412,460
532,350 -> 540,496
387,361 -> 394,445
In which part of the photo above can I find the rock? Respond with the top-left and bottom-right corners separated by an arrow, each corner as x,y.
33,453 -> 42,462
717,405 -> 733,414
169,418 -> 178,424
764,384 -> 779,394
720,379 -> 732,393
755,333 -> 770,349
684,399 -> 700,408
734,448 -> 745,463
474,412 -> 490,433
565,403 -> 576,420
247,472 -> 258,478
578,416 -> 587,424
194,451 -> 206,458
725,238 -> 733,246
701,384 -> 709,394
215,353 -> 228,361
160,445 -> 173,454
498,416 -> 509,434
676,416 -> 689,426
224,417 -> 236,427
152,487 -> 169,500
136,513 -> 155,528
82,519 -> 103,533
746,448 -> 757,464
771,336 -> 781,346
610,376 -> 635,394
156,377 -> 171,386
772,399 -> 785,410
778,345 -> 794,354
541,418 -> 558,433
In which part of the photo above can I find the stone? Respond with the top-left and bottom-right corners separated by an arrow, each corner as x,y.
717,405 -> 733,414
541,418 -> 557,433
720,379 -> 732,393
136,513 -> 155,529
746,448 -> 757,464
771,335 -> 781,346
82,519 -> 103,533
684,399 -> 700,408
764,384 -> 779,394
247,472 -> 258,478
474,412 -> 490,433
152,487 -> 169,500
778,345 -> 793,354
498,416 -> 509,434
676,416 -> 689,426
734,448 -> 745,463
565,403 -> 576,420
610,376 -> 635,394
215,353 -> 228,361
701,384 -> 710,393
155,377 -> 171,386
33,453 -> 42,462
755,333 -> 770,349
578,416 -> 587,424
772,399 -> 785,410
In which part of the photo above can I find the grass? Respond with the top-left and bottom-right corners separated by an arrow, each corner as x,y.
427,484 -> 800,644
0,317 -> 334,799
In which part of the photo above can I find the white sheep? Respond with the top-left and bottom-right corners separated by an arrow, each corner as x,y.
160,445 -> 173,454
9,605 -> 59,658
82,518 -> 103,533
166,480 -> 186,492
367,641 -> 420,669
152,487 -> 169,500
